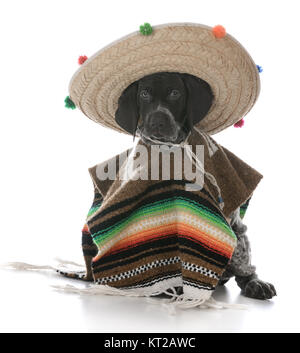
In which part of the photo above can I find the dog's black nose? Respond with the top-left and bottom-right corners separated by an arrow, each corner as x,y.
148,112 -> 170,130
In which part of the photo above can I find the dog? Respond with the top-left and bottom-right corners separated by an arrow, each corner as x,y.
115,72 -> 276,300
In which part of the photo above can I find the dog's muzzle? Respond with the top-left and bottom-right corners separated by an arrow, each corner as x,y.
143,106 -> 180,141
148,112 -> 174,136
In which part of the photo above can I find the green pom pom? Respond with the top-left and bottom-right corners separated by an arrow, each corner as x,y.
139,23 -> 153,36
64,96 -> 76,110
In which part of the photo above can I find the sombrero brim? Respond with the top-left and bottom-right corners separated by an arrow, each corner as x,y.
69,23 -> 260,135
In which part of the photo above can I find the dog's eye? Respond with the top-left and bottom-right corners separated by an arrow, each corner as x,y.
140,90 -> 150,99
169,90 -> 181,99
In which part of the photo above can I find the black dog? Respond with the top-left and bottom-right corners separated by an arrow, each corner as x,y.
116,72 -> 276,300
116,72 -> 213,144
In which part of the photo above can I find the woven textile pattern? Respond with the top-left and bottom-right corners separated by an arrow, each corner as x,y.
86,181 -> 236,297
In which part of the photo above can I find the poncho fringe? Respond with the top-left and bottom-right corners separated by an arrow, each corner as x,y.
2,130 -> 261,310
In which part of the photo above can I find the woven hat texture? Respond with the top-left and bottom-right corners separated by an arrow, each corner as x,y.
69,23 -> 260,135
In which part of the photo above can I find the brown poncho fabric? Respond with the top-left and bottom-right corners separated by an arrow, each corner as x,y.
60,129 -> 262,306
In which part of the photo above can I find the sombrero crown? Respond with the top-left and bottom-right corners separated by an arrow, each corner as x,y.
67,22 -> 261,135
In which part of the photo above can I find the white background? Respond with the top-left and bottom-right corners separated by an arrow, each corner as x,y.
0,0 -> 299,333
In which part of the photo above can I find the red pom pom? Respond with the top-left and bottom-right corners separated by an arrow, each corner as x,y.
78,55 -> 88,65
212,25 -> 226,38
234,119 -> 245,128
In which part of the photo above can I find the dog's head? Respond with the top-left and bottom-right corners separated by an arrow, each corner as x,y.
116,72 -> 214,144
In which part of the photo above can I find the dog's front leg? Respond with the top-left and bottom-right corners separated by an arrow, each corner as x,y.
225,208 -> 277,300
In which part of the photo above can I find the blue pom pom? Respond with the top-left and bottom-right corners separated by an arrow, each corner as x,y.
256,65 -> 263,73
218,196 -> 224,204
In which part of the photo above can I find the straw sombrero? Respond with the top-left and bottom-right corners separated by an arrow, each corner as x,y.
66,22 -> 261,135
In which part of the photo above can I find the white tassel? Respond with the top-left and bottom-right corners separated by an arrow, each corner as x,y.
2,262 -> 247,313
145,285 -> 247,312
1,262 -> 56,271
156,295 -> 247,314
0,258 -> 85,273
53,257 -> 85,269
197,297 -> 247,310
51,283 -> 247,313
51,283 -> 157,297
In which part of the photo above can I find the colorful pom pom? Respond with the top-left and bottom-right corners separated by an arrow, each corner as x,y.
234,119 -> 245,128
139,23 -> 153,36
78,55 -> 88,65
256,65 -> 263,73
64,96 -> 76,110
212,25 -> 226,38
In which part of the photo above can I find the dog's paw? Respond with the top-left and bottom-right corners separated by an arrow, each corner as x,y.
242,279 -> 277,300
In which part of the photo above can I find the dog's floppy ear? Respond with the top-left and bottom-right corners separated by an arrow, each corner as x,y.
115,81 -> 139,135
182,73 -> 214,130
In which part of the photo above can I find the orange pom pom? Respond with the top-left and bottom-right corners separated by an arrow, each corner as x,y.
212,25 -> 226,38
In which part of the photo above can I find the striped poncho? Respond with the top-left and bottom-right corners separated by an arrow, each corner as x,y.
61,129 -> 262,306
